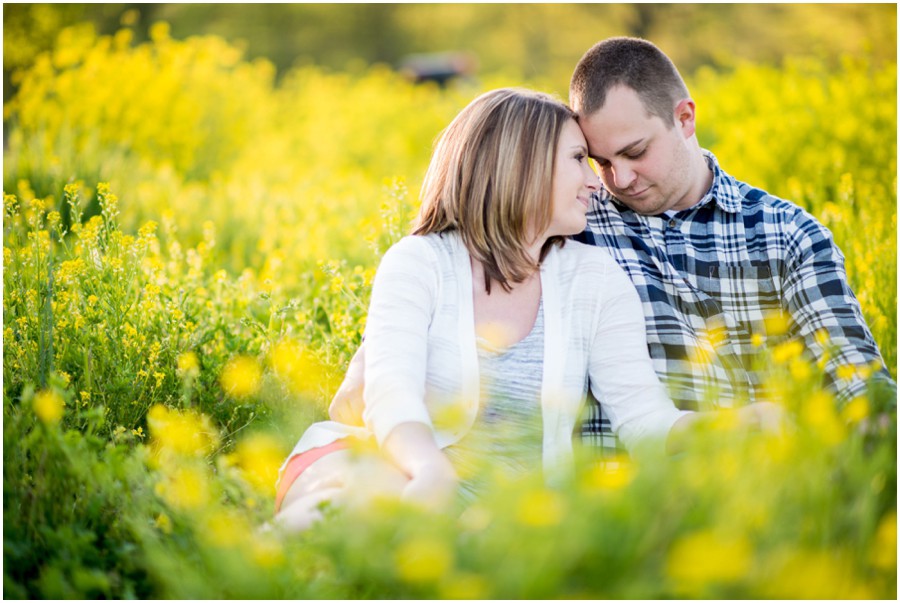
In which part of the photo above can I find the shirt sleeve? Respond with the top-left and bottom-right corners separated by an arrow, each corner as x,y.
781,208 -> 896,404
362,236 -> 440,446
587,260 -> 692,456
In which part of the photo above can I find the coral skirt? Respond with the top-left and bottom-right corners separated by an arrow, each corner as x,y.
274,440 -> 349,513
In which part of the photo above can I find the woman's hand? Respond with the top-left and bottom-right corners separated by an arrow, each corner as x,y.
400,456 -> 459,512
382,421 -> 458,513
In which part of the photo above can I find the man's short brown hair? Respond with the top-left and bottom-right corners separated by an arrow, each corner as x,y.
569,37 -> 689,126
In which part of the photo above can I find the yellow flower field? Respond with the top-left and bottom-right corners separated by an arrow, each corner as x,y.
3,22 -> 896,599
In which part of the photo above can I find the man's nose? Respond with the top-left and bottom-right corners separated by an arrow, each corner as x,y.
611,163 -> 637,190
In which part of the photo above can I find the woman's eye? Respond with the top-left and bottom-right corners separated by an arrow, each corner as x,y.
625,149 -> 646,160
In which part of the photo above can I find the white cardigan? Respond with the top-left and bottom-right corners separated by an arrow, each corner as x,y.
287,232 -> 690,479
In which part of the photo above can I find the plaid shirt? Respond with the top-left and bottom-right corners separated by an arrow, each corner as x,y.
575,150 -> 892,450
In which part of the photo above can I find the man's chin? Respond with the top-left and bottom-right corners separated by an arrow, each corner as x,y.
616,195 -> 666,216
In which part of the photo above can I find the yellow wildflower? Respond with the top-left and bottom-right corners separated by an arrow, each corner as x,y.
772,340 -> 803,364
835,364 -> 857,381
764,311 -> 790,336
516,488 -> 565,527
220,355 -> 262,398
439,572 -> 488,600
841,396 -> 869,423
870,512 -> 897,570
232,432 -> 284,495
666,530 -> 752,594
154,513 -> 173,534
147,404 -> 219,457
801,391 -> 845,445
176,351 -> 200,377
789,357 -> 812,380
584,457 -> 634,490
155,464 -> 210,510
765,549 -> 873,598
268,339 -> 330,396
33,390 -> 65,424
395,537 -> 454,584
200,509 -> 249,548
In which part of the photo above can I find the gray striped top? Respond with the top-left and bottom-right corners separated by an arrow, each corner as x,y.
445,301 -> 545,503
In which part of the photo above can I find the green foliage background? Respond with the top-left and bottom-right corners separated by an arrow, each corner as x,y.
3,4 -> 897,599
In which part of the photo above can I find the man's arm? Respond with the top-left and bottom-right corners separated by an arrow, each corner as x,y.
781,209 -> 896,406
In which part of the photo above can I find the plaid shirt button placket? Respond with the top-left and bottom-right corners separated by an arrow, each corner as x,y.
577,150 -> 889,452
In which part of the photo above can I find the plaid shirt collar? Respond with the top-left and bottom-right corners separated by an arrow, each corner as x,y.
597,149 -> 744,215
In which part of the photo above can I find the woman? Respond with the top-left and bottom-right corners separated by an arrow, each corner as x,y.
273,88 -> 771,531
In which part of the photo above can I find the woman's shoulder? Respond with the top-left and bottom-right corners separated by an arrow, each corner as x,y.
382,233 -> 442,265
386,231 -> 460,258
553,239 -> 621,273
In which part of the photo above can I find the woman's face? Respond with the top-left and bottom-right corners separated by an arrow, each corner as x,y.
543,118 -> 600,239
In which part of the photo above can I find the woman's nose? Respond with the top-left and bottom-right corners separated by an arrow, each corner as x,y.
583,163 -> 600,190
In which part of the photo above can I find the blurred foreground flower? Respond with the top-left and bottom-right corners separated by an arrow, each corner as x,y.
765,549 -> 874,598
176,351 -> 200,378
583,455 -> 634,490
220,355 -> 262,398
147,404 -> 220,459
800,390 -> 845,445
516,488 -> 565,527
666,529 -> 752,595
395,537 -> 453,584
32,390 -> 65,424
228,432 -> 284,495
870,512 -> 897,570
154,464 -> 211,511
439,572 -> 488,599
199,508 -> 251,548
268,338 -> 331,397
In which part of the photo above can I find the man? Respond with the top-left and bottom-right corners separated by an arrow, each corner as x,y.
330,37 -> 895,450
568,37 -> 894,446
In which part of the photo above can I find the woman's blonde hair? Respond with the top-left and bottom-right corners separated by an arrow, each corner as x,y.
413,88 -> 576,293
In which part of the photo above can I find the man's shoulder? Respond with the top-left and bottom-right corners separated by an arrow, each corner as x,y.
715,163 -> 809,220
715,173 -> 835,250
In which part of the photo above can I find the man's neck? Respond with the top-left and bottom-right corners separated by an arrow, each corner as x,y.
671,150 -> 714,212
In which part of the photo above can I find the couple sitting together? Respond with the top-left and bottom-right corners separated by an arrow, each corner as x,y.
272,37 -> 894,531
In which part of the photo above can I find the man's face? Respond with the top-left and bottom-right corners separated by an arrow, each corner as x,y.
577,85 -> 698,215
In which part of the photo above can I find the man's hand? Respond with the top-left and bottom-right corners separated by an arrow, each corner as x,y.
736,402 -> 789,434
667,402 -> 789,454
329,344 -> 366,426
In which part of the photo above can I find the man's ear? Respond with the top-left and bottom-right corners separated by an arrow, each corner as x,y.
674,98 -> 696,139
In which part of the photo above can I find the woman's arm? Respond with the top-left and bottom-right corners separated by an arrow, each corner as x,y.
328,343 -> 366,426
381,421 -> 458,511
362,236 -> 439,443
361,236 -> 458,507
587,262 -> 691,455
